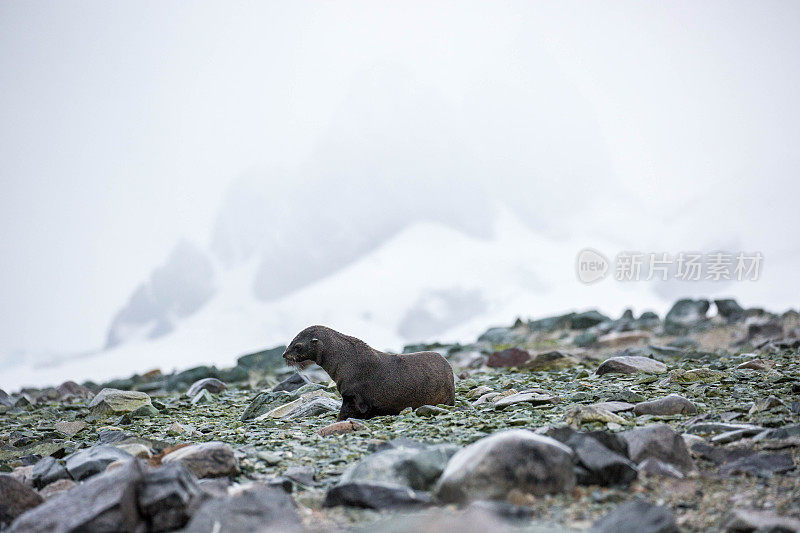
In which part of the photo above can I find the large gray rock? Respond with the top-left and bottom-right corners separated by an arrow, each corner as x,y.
714,299 -> 745,323
633,394 -> 697,416
323,482 -> 433,510
340,442 -> 459,491
596,356 -> 667,376
590,500 -> 678,533
184,483 -> 301,533
621,424 -> 695,474
88,388 -> 152,416
0,474 -> 43,528
434,429 -> 575,503
566,434 -> 638,487
162,442 -> 239,478
30,456 -> 69,489
65,445 -> 134,481
138,462 -> 202,531
8,458 -> 144,532
664,298 -> 709,334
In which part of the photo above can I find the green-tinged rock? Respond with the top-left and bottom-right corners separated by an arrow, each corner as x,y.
669,368 -> 725,384
89,388 -> 153,416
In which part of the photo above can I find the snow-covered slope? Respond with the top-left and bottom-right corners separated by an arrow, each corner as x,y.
2,207 -> 675,389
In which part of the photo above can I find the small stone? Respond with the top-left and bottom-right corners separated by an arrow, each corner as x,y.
473,392 -> 501,406
284,465 -> 315,486
736,359 -> 774,372
54,420 -> 86,438
190,389 -> 215,405
65,445 -> 134,481
415,405 -> 449,416
434,429 -> 575,503
272,372 -> 311,393
669,368 -> 725,384
590,500 -> 678,533
487,348 -> 531,368
596,356 -> 667,376
186,377 -> 227,397
522,350 -> 579,371
466,386 -> 493,399
591,401 -> 635,413
563,405 -> 628,426
318,419 -> 365,436
633,394 -> 697,416
664,298 -> 709,335
494,391 -> 557,408
55,381 -> 94,400
718,452 -> 794,477
0,474 -> 43,526
162,441 -> 239,478
748,395 -> 784,415
137,461 -> 201,531
88,388 -> 152,416
166,422 -> 198,437
637,458 -> 684,479
621,424 -> 695,474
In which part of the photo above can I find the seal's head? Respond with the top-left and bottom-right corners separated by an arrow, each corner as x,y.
283,326 -> 323,366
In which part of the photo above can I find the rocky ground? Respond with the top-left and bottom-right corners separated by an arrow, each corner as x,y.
1,298 -> 800,532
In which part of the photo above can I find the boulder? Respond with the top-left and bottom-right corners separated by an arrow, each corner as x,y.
590,500 -> 678,533
633,394 -> 697,416
38,479 -> 75,499
65,445 -> 134,481
186,378 -> 227,397
0,474 -> 43,528
340,442 -> 458,491
621,424 -> 695,474
596,356 -> 667,376
434,430 -> 575,503
323,482 -> 433,510
162,442 -> 239,478
88,388 -> 153,416
184,483 -> 301,533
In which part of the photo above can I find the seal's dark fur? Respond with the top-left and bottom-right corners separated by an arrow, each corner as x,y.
283,325 -> 455,420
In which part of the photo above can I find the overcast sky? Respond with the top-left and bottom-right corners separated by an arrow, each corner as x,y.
2,1 -> 799,357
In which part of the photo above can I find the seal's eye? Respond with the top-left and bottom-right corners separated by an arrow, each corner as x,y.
294,344 -> 303,354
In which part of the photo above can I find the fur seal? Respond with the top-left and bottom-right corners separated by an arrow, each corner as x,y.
283,325 -> 455,420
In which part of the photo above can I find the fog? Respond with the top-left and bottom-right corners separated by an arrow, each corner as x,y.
2,1 -> 799,364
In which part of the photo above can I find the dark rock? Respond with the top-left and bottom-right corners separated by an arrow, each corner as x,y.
273,372 -> 311,393
138,461 -> 202,531
340,443 -> 458,491
596,356 -> 667,376
186,378 -> 227,397
590,500 -> 678,533
184,483 -> 301,532
569,310 -> 610,330
478,326 -> 526,345
664,298 -> 709,335
0,388 -> 12,407
686,422 -> 763,437
434,429 -> 575,503
65,445 -> 134,481
574,332 -> 598,347
523,350 -> 579,371
529,313 -> 575,332
0,474 -> 43,527
196,478 -> 231,498
240,390 -> 289,421
715,299 -> 746,322
56,381 -> 94,400
30,457 -> 69,489
754,425 -> 800,440
323,482 -> 432,510
166,366 -> 220,391
745,321 -> 784,343
621,424 -> 695,474
236,346 -> 287,371
217,366 -> 249,383
690,443 -> 758,465
566,434 -> 638,487
487,348 -> 531,368
161,441 -> 239,478
8,458 -> 144,532
633,394 -> 697,416
718,452 -> 794,477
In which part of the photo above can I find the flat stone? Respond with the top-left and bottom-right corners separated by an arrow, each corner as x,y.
257,390 -> 339,420
563,404 -> 628,426
318,419 -> 365,436
88,388 -> 152,416
184,483 -> 301,532
590,500 -> 679,533
323,482 -> 432,510
65,445 -> 134,481
621,424 -> 695,474
596,356 -> 667,376
686,422 -> 764,436
736,359 -> 774,371
434,429 -> 575,503
472,392 -> 501,406
494,391 -> 557,408
592,401 -> 635,413
285,465 -> 315,486
466,385 -> 493,399
0,474 -> 43,527
723,508 -> 800,532
190,389 -> 215,405
669,368 -> 725,384
54,420 -> 86,437
633,394 -> 697,416
187,378 -> 227,397
415,405 -> 449,416
718,452 -> 794,477
748,395 -> 784,415
162,441 -> 239,478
